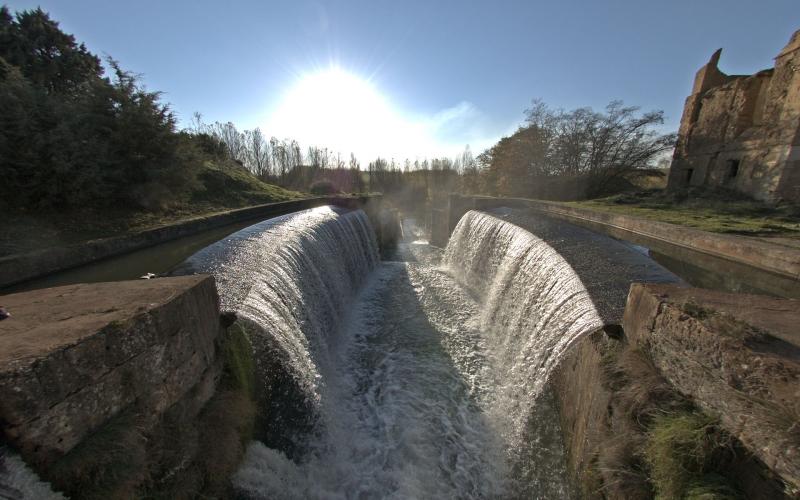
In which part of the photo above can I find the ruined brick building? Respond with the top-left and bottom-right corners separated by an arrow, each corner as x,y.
667,30 -> 800,203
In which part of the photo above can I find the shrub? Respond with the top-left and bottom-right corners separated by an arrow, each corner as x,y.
309,179 -> 337,195
0,7 -> 201,212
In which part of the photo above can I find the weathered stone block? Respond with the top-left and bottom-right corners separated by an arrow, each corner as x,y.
623,283 -> 800,491
0,275 -> 222,469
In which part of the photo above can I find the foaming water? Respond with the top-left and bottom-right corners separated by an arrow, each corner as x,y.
443,211 -> 604,446
0,448 -> 65,499
235,262 -> 507,498
182,207 -> 601,498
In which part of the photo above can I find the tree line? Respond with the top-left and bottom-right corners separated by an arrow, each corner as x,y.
198,97 -> 676,203
0,6 -> 206,211
1,6 -> 675,215
189,114 -> 477,197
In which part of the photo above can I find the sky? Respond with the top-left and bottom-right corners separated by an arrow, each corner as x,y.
6,0 -> 800,162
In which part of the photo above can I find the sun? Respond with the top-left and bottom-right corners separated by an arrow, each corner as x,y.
267,68 -> 422,161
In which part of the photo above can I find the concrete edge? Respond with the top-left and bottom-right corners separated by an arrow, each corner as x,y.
523,198 -> 800,279
0,195 -> 380,289
443,195 -> 800,281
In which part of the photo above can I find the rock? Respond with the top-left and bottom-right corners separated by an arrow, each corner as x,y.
0,275 -> 223,469
667,30 -> 800,203
623,283 -> 800,492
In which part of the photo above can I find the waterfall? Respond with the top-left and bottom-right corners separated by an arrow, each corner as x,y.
176,206 -> 380,453
443,209 -> 604,432
439,210 -> 604,493
175,205 -> 673,499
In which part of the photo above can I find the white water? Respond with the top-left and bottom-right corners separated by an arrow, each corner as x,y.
0,448 -> 65,500
443,210 -> 604,451
183,206 -> 607,499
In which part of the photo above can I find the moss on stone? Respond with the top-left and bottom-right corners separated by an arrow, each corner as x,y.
223,322 -> 256,400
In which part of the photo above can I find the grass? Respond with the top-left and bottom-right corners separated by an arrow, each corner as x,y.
570,188 -> 800,239
2,160 -> 304,257
645,412 -> 738,500
595,343 -> 743,500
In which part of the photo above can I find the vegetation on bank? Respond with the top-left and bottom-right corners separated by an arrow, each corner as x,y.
571,189 -> 800,239
595,342 -> 748,500
0,162 -> 302,256
0,6 -> 301,255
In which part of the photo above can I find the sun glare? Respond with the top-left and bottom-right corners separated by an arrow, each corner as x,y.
267,68 -> 427,161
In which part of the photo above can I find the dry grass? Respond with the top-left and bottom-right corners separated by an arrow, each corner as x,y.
595,343 -> 743,499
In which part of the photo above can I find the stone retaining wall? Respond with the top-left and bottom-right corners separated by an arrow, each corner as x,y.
0,276 -> 222,468
623,283 -> 800,492
552,283 -> 800,498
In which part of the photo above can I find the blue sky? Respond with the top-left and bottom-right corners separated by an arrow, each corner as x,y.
5,0 -> 800,161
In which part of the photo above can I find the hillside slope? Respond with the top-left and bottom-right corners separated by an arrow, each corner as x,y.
3,161 -> 304,257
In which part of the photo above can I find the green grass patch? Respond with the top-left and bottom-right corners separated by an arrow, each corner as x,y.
645,411 -> 738,499
593,344 -> 750,499
571,189 -> 800,239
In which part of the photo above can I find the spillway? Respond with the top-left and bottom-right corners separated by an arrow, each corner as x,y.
176,205 -> 677,499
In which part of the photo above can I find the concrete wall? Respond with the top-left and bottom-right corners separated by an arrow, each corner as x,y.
430,195 -> 800,298
0,195 -> 383,289
667,30 -> 800,202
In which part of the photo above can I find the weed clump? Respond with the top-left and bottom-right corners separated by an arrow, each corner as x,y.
594,343 -> 746,499
645,412 -> 736,499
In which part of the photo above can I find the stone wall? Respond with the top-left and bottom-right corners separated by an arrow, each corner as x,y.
551,283 -> 800,498
623,283 -> 800,492
0,276 -> 244,496
667,30 -> 800,202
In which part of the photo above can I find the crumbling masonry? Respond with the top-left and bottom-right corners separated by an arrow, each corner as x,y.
667,30 -> 800,203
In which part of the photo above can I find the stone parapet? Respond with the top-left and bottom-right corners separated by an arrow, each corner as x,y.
0,275 -> 222,469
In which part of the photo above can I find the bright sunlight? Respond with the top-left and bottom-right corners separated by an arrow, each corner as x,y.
266,68 -> 434,161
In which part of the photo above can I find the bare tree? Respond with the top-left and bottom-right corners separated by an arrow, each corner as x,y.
245,127 -> 271,178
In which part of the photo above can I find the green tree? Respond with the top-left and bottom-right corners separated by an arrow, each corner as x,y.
0,6 -> 101,94
0,7 -> 200,210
